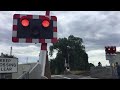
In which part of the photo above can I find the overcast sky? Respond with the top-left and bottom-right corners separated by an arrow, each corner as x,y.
1,11 -> 120,66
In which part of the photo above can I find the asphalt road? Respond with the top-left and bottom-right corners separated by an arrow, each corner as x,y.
51,75 -> 98,79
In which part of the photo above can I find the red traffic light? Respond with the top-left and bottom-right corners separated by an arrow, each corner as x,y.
21,19 -> 29,27
42,20 -> 50,28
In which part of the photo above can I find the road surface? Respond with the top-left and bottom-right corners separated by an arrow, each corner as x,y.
51,75 -> 98,79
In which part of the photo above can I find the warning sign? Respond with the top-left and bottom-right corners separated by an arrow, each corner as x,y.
0,58 -> 18,73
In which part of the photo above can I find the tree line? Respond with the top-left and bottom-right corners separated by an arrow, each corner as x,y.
49,35 -> 94,74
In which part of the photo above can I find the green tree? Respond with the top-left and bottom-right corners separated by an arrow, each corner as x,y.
49,35 -> 89,74
88,63 -> 95,69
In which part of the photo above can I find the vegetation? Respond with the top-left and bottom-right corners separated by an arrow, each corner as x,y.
49,35 -> 93,74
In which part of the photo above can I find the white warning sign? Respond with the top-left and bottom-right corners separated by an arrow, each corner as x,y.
0,58 -> 18,73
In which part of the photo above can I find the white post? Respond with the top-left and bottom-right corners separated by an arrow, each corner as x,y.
39,50 -> 47,76
38,11 -> 50,78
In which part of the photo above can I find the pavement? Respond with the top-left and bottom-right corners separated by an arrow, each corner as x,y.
51,74 -> 98,79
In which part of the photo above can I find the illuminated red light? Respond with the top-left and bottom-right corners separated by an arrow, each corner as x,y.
108,48 -> 110,50
21,19 -> 29,27
42,20 -> 50,28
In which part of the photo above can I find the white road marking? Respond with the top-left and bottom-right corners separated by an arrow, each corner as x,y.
78,76 -> 98,79
52,75 -> 71,79
52,75 -> 98,79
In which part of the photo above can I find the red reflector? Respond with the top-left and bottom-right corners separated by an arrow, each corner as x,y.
41,43 -> 47,50
12,37 -> 19,42
26,38 -> 32,43
21,19 -> 29,27
42,20 -> 50,28
52,38 -> 58,43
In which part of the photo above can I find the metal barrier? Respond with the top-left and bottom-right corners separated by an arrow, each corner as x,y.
17,62 -> 48,79
17,71 -> 29,79
17,63 -> 43,79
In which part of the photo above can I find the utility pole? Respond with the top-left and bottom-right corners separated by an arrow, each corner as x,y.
10,46 -> 12,56
67,46 -> 70,71
26,57 -> 28,64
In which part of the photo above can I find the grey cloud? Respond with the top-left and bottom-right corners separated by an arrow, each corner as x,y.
56,11 -> 120,51
1,11 -> 120,64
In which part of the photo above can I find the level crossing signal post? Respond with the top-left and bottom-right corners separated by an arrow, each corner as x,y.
105,46 -> 117,78
12,11 -> 57,79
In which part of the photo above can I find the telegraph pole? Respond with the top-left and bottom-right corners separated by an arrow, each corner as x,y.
10,46 -> 12,56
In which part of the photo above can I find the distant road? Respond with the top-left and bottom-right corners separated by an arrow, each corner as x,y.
51,75 -> 98,79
